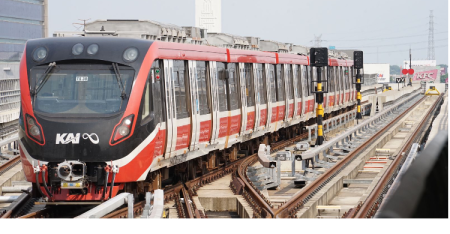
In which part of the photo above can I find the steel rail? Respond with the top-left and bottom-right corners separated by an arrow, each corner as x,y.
273,95 -> 426,218
353,95 -> 442,218
0,191 -> 30,219
0,155 -> 21,176
181,187 -> 194,218
101,200 -> 145,218
237,153 -> 274,218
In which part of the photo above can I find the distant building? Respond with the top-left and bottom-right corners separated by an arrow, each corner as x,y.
195,0 -> 221,33
0,0 -> 48,137
363,64 -> 390,83
403,60 -> 436,69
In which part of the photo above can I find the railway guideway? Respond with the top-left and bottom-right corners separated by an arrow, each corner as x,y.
287,94 -> 441,218
234,91 -> 440,218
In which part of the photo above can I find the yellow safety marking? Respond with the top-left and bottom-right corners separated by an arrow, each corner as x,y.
318,125 -> 323,136
357,105 -> 361,112
317,104 -> 324,116
357,92 -> 361,99
317,83 -> 322,92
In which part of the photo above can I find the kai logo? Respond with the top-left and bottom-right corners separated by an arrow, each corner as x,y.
56,133 -> 99,144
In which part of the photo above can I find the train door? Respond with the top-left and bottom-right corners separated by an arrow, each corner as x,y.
322,66 -> 328,111
188,61 -> 212,151
292,64 -> 300,118
344,66 -> 350,103
285,64 -> 295,122
149,60 -> 165,158
329,66 -> 336,109
255,64 -> 267,131
300,65 -> 307,117
163,60 -> 191,158
339,66 -> 344,106
239,63 -> 256,135
267,64 -> 277,132
304,65 -> 314,116
350,67 -> 356,102
275,64 -> 285,129
209,62 -> 229,147
225,63 -> 241,147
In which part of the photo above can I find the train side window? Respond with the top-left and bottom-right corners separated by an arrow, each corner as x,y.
269,64 -> 276,102
329,67 -> 335,93
141,59 -> 164,125
227,63 -> 239,110
275,64 -> 285,101
305,66 -> 310,96
141,75 -> 151,121
344,67 -> 349,90
296,65 -> 301,98
244,63 -> 255,107
196,61 -> 211,115
257,64 -> 267,105
217,62 -> 228,112
286,64 -> 294,99
173,60 -> 189,119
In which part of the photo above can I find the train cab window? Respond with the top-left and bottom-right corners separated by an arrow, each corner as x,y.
173,60 -> 189,119
227,63 -> 239,110
244,63 -> 255,107
32,63 -> 134,115
268,64 -> 276,102
217,62 -> 228,112
257,64 -> 267,105
275,64 -> 285,101
196,61 -> 210,115
286,65 -> 294,100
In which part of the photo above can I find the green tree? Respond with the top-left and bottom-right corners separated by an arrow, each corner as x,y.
390,65 -> 401,75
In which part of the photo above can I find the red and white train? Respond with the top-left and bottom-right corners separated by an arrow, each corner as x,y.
19,37 -> 378,201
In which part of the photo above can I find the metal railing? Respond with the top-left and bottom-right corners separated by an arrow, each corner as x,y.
375,131 -> 448,218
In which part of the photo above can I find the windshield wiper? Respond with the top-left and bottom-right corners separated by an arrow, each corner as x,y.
32,62 -> 56,97
112,63 -> 127,100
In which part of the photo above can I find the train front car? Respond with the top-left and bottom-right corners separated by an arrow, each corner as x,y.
19,37 -> 156,201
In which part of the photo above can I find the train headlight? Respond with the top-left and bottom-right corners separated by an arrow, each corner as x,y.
111,115 -> 134,144
29,125 -> 41,136
87,44 -> 99,55
72,43 -> 84,55
117,126 -> 130,136
25,115 -> 44,144
123,47 -> 138,62
33,47 -> 47,62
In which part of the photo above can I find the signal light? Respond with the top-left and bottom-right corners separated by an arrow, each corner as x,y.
353,51 -> 363,69
26,115 -> 44,144
111,115 -> 134,144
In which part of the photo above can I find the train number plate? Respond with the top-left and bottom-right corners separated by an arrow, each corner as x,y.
76,76 -> 88,81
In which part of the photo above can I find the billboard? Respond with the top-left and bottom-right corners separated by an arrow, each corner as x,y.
195,0 -> 221,33
411,66 -> 441,83
403,60 -> 436,68
412,69 -> 438,82
363,64 -> 390,83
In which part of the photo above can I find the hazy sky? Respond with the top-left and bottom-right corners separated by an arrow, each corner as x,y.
49,0 -> 448,66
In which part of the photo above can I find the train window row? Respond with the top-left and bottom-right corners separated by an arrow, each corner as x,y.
140,60 -> 354,124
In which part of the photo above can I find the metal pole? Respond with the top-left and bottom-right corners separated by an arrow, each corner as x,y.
315,68 -> 324,145
356,69 -> 362,120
